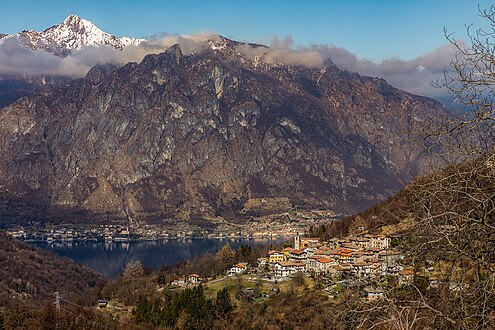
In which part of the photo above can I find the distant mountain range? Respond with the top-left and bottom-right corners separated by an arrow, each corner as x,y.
0,17 -> 449,225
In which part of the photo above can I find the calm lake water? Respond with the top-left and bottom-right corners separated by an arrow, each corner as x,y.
30,237 -> 288,279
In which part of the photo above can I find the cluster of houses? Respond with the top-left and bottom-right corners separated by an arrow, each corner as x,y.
163,233 -> 470,302
169,273 -> 202,287
227,234 -> 406,283
167,233 -> 408,300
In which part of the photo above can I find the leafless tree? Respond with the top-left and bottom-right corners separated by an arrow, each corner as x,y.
411,5 -> 495,328
428,6 -> 495,160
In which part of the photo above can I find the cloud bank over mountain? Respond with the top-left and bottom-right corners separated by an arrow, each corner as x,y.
0,33 -> 211,77
311,42 -> 458,97
0,31 -> 457,97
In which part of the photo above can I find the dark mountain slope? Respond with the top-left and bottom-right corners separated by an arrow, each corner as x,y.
0,40 -> 448,224
0,232 -> 104,306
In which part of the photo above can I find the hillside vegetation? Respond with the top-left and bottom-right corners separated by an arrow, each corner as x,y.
0,232 -> 105,307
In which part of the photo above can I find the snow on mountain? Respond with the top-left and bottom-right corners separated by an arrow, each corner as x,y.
0,15 -> 144,56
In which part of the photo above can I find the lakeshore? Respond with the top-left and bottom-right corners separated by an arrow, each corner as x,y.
5,209 -> 340,242
29,237 -> 288,279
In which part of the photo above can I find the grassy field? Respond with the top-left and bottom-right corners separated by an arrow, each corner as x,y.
204,274 -> 318,301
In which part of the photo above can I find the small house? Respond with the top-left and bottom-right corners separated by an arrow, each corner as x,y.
188,274 -> 200,285
228,263 -> 248,276
98,299 -> 108,309
274,261 -> 305,278
363,287 -> 384,300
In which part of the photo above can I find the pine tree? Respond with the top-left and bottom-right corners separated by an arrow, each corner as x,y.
133,296 -> 153,324
215,288 -> 234,317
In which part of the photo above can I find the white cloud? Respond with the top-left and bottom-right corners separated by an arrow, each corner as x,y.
0,32 -> 458,98
236,35 -> 324,68
0,32 -> 213,77
310,42 -> 459,97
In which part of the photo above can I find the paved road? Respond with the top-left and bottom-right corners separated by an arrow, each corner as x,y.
207,276 -> 227,284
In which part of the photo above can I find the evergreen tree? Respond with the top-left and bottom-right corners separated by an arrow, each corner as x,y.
133,296 -> 154,324
215,288 -> 234,317
215,244 -> 236,271
235,245 -> 251,260
159,291 -> 175,327
185,286 -> 214,329
123,261 -> 145,281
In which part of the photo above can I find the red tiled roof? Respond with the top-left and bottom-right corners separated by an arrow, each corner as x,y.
302,237 -> 320,241
355,237 -> 370,242
353,262 -> 369,267
234,264 -> 247,268
400,270 -> 414,275
366,234 -> 387,238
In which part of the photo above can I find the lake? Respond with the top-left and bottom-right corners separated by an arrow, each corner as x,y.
30,237 -> 288,279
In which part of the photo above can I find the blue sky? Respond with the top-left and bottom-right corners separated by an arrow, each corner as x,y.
0,0 -> 492,61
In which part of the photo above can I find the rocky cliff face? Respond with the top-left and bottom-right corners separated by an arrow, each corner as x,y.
0,39 -> 447,225
0,74 -> 71,109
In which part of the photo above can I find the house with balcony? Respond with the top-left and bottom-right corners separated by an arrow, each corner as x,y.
274,261 -> 305,278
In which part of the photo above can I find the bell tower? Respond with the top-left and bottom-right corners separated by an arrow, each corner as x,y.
294,233 -> 300,250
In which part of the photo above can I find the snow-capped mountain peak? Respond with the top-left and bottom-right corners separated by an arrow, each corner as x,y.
0,15 -> 144,56
47,14 -> 107,43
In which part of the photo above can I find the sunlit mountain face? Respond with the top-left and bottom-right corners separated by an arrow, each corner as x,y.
0,28 -> 449,227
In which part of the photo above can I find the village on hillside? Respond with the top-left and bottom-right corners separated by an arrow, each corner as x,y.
169,233 -> 414,300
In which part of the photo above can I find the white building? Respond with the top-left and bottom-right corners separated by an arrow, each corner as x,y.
274,261 -> 305,278
288,249 -> 308,261
368,235 -> 391,250
364,287 -> 384,300
227,263 -> 248,276
188,274 -> 200,285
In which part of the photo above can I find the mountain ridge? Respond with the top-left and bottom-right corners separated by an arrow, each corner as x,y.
0,40 -> 448,226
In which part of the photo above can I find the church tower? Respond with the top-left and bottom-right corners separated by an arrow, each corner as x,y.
294,233 -> 300,250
